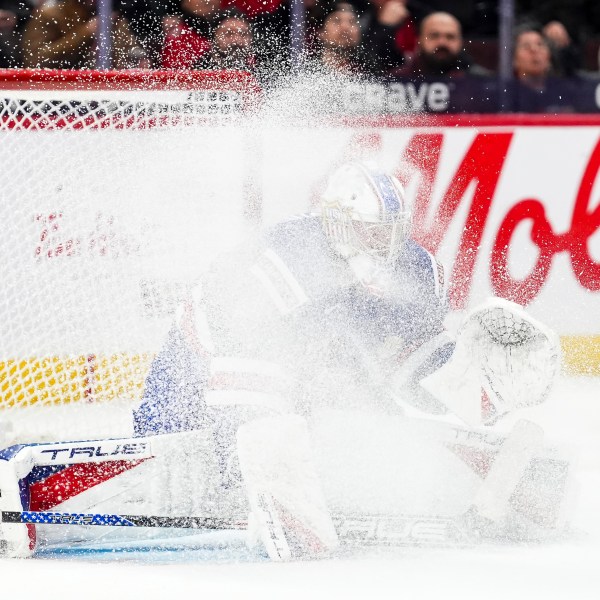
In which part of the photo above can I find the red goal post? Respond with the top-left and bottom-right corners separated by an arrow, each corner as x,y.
0,69 -> 262,443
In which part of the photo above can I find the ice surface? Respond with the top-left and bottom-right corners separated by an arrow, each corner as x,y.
2,376 -> 599,599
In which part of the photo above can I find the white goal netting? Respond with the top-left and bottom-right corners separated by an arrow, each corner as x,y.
0,69 -> 261,444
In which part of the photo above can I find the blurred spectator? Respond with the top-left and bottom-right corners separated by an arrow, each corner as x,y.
197,9 -> 254,70
407,0 -> 498,38
221,0 -> 282,19
512,26 -> 554,89
360,0 -> 417,73
315,1 -> 375,75
517,1 -> 600,51
390,11 -> 491,78
218,0 -> 288,71
119,1 -> 174,67
0,1 -> 34,67
161,0 -> 220,69
510,25 -> 578,112
22,0 -> 147,69
517,0 -> 600,73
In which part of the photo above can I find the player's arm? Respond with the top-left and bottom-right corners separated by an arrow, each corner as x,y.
385,242 -> 455,415
388,242 -> 560,425
392,297 -> 560,428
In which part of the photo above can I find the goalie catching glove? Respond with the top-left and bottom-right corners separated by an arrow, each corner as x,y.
420,298 -> 561,427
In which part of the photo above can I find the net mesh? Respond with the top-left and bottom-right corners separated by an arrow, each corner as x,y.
0,69 -> 257,130
474,307 -> 538,347
0,69 -> 259,443
0,89 -> 245,129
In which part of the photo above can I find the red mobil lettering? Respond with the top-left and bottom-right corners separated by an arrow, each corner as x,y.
398,132 -> 512,308
492,138 -> 600,304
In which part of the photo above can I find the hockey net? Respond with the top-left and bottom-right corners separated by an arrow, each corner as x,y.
0,69 -> 262,444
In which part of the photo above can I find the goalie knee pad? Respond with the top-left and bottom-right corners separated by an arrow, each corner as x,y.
206,356 -> 293,490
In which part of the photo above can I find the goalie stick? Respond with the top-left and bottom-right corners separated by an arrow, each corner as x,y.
0,511 -> 246,530
0,510 -> 473,548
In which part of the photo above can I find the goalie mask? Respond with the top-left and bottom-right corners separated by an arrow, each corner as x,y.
320,163 -> 411,265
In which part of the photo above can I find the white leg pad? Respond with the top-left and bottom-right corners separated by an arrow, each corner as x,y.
237,415 -> 339,560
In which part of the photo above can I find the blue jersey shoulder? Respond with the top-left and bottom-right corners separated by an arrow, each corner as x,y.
397,239 -> 446,303
262,214 -> 328,258
261,214 -> 349,301
261,216 -> 445,305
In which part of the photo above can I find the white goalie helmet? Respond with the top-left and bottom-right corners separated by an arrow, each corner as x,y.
320,162 -> 412,264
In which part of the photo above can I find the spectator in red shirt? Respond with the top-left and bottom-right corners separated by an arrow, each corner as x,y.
161,0 -> 221,69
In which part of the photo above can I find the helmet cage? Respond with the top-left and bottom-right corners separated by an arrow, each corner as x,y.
321,166 -> 411,264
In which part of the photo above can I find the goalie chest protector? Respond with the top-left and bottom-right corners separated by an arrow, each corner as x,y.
202,215 -> 448,356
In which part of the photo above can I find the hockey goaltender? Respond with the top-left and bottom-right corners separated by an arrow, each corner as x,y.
0,163 -> 569,559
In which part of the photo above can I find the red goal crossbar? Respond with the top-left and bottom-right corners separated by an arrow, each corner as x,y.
0,68 -> 261,92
